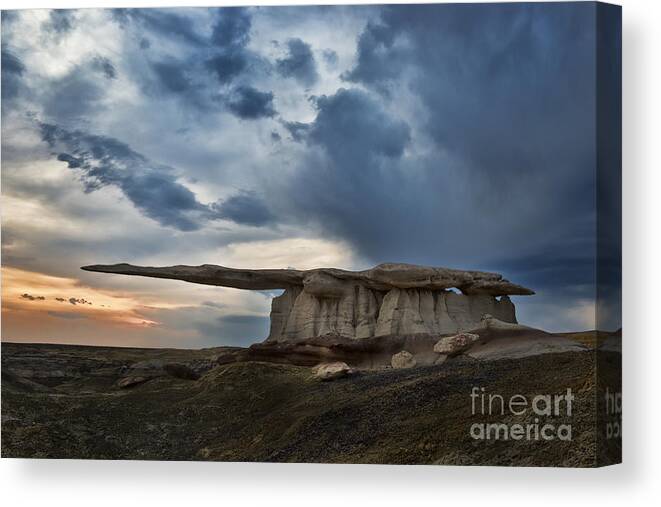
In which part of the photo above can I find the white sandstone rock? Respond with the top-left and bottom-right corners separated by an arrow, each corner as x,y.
479,314 -> 533,332
391,350 -> 417,369
314,362 -> 352,381
433,333 -> 480,356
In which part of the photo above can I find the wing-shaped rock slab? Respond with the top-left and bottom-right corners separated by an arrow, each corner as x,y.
81,262 -> 533,295
81,262 -> 534,342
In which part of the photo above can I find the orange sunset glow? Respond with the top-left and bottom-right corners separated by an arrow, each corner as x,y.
0,266 -> 197,346
2,266 -> 164,323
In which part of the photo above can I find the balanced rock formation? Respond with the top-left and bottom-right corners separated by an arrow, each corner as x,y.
82,262 -> 534,343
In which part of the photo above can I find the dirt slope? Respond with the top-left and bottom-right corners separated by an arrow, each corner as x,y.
1,342 -> 619,466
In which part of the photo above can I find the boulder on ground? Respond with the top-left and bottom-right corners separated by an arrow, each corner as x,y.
315,362 -> 352,381
117,359 -> 165,387
391,350 -> 416,369
117,359 -> 203,386
433,333 -> 480,356
480,314 -> 529,332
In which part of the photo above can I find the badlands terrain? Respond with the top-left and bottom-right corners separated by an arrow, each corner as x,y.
1,322 -> 620,466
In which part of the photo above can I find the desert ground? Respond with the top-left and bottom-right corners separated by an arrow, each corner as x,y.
1,333 -> 620,466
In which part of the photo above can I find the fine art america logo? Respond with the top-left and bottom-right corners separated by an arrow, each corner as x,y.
604,388 -> 622,439
469,387 -> 574,441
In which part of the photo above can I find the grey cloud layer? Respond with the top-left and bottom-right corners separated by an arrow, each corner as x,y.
112,8 -> 207,47
226,86 -> 276,119
0,47 -> 24,102
273,4 -> 604,331
276,38 -> 319,87
26,8 -> 277,122
284,4 -> 599,289
1,4 -> 615,339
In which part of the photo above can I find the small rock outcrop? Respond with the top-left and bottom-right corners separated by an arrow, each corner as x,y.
116,359 -> 203,387
116,376 -> 149,389
315,362 -> 352,381
82,262 -> 534,343
391,351 -> 416,369
467,336 -> 587,360
163,363 -> 200,380
433,333 -> 480,356
116,359 -> 164,387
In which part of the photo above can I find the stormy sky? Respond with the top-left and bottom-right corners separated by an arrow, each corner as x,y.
1,4 -> 620,348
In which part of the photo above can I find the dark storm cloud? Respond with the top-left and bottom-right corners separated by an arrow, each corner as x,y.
281,3 -> 600,308
91,56 -> 117,80
494,252 -> 597,293
112,9 -> 205,47
91,7 -> 274,120
212,190 -> 275,227
39,122 -> 274,231
43,10 -> 75,36
205,49 -> 248,85
110,7 -> 259,103
309,88 -> 410,163
1,47 -> 24,102
210,7 -> 251,48
342,20 -> 403,91
276,38 -> 319,87
41,123 -> 208,231
157,6 -> 275,120
143,56 -> 212,112
282,120 -> 310,142
204,7 -> 278,120
151,59 -> 191,93
205,7 -> 256,87
116,170 -> 197,228
226,86 -> 276,119
596,4 -> 622,331
204,6 -> 279,122
281,86 -> 419,263
1,10 -> 18,27
2,4 -> 617,335
348,3 -> 595,185
1,47 -> 24,75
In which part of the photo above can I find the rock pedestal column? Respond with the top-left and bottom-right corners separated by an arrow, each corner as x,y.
267,285 -> 517,342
